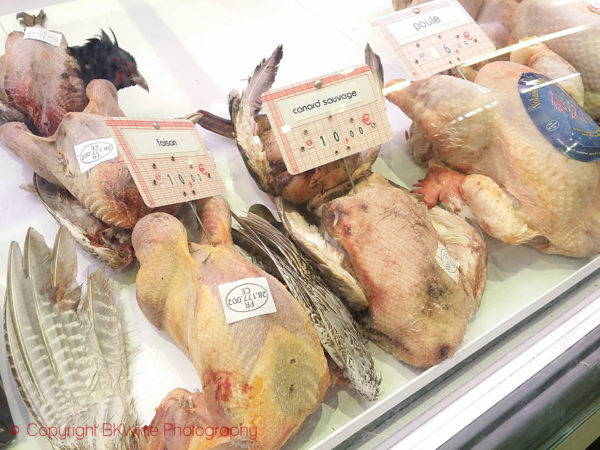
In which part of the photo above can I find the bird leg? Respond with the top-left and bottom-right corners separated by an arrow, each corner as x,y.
412,162 -> 466,211
16,9 -> 46,27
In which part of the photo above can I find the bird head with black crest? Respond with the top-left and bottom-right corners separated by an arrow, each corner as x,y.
68,28 -> 149,92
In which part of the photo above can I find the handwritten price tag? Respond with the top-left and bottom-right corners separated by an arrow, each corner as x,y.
105,118 -> 225,208
261,65 -> 392,175
372,0 -> 495,79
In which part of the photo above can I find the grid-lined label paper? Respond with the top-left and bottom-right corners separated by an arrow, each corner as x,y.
372,0 -> 495,80
105,118 -> 225,208
261,65 -> 392,175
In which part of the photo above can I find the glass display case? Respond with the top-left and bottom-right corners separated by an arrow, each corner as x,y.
0,0 -> 598,448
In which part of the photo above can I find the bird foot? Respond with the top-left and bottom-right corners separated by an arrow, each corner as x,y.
17,9 -> 46,28
411,163 -> 465,210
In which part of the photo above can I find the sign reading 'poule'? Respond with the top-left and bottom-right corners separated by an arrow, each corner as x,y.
105,118 -> 225,208
261,65 -> 393,175
372,0 -> 495,79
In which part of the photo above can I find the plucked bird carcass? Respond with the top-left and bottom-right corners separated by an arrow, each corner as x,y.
512,0 -> 600,119
200,46 -> 488,368
232,206 -> 380,400
386,60 -> 600,257
0,79 -> 153,268
132,197 -> 330,449
301,174 -> 487,368
1,21 -> 147,136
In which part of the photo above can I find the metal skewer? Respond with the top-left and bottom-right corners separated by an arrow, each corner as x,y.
456,66 -> 468,81
342,157 -> 356,193
188,201 -> 214,246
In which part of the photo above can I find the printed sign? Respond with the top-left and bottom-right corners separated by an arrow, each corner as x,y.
74,137 -> 118,173
261,65 -> 392,175
217,277 -> 277,324
23,27 -> 62,47
105,118 -> 225,207
435,242 -> 460,283
518,73 -> 600,162
372,0 -> 495,79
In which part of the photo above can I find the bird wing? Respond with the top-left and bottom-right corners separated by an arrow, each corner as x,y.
3,227 -> 141,449
232,211 -> 380,401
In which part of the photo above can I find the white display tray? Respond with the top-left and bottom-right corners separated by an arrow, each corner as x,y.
0,1 -> 596,449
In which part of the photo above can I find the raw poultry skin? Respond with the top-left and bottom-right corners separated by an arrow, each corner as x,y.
132,197 -> 329,449
2,27 -> 87,136
386,61 -> 600,257
0,79 -> 152,229
1,27 -> 148,136
512,0 -> 600,119
321,175 -> 486,368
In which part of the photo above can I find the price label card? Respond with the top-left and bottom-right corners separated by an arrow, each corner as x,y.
23,27 -> 62,47
105,118 -> 225,208
261,65 -> 392,175
372,0 -> 495,80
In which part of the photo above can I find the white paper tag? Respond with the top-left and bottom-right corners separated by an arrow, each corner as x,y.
23,27 -> 62,47
435,242 -> 460,283
73,137 -> 118,173
217,277 -> 277,324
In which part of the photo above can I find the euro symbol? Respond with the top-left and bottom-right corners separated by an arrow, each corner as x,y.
362,113 -> 372,125
463,31 -> 473,40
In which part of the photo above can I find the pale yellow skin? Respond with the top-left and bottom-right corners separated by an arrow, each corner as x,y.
387,62 -> 600,257
321,175 -> 487,368
132,197 -> 330,449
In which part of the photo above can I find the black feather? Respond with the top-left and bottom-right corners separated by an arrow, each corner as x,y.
67,29 -> 142,90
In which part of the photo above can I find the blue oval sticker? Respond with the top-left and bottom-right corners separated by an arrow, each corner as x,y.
518,73 -> 600,162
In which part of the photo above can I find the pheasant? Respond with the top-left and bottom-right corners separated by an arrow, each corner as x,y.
1,12 -> 147,136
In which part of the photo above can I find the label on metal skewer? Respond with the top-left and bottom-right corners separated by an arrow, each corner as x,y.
217,277 -> 277,324
105,118 -> 225,208
261,65 -> 392,175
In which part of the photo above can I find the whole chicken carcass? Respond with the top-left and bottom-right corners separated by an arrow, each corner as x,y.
512,0 -> 600,119
1,25 -> 147,136
386,61 -> 600,257
132,198 -> 330,449
319,174 -> 486,368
